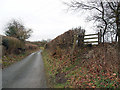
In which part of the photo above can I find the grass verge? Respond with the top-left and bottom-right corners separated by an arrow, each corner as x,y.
42,49 -> 67,88
42,49 -> 55,88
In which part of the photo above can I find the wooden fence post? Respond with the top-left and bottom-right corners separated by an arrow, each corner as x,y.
78,34 -> 80,47
98,32 -> 100,44
98,29 -> 102,44
80,34 -> 84,47
70,34 -> 77,64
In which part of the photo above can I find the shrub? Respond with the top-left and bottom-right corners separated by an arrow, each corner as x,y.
2,36 -> 24,55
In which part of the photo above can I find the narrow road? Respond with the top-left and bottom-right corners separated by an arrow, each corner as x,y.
2,51 -> 47,88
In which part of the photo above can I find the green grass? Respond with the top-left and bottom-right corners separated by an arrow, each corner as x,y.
40,47 -> 44,50
0,59 -> 2,64
42,50 -> 68,88
42,50 -> 54,87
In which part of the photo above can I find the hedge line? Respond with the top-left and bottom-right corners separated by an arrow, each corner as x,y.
2,36 -> 25,55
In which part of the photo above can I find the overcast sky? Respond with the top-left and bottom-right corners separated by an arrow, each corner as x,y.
0,0 -> 95,41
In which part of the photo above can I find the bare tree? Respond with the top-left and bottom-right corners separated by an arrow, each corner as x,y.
64,0 -> 119,43
106,1 -> 120,78
65,0 -> 120,80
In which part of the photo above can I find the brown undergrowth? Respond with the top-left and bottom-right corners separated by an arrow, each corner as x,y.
2,49 -> 40,69
42,43 -> 119,88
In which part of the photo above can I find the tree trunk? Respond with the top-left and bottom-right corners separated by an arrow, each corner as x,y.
103,34 -> 104,44
116,26 -> 120,80
116,24 -> 119,78
102,20 -> 107,44
118,30 -> 120,78
103,31 -> 106,44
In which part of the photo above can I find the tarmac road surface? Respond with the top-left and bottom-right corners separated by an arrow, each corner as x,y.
2,51 -> 47,88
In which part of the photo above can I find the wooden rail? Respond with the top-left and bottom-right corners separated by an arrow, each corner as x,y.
84,34 -> 98,36
77,30 -> 102,46
84,37 -> 98,40
84,33 -> 99,44
84,41 -> 98,44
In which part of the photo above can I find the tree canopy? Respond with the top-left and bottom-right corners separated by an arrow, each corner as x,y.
5,20 -> 32,41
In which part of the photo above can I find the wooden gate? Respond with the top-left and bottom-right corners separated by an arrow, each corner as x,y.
77,30 -> 102,46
